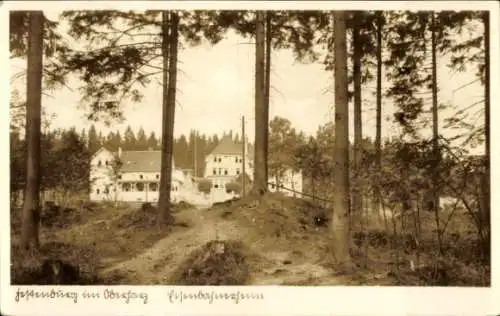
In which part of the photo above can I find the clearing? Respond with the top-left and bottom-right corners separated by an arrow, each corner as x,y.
10,193 -> 489,286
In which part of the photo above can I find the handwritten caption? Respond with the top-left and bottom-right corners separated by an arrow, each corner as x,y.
15,288 -> 148,304
167,289 -> 264,304
14,288 -> 264,305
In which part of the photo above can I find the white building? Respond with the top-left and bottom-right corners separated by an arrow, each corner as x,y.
203,136 -> 253,200
203,136 -> 303,201
89,146 -> 193,203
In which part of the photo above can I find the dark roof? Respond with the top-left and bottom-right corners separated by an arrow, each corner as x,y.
209,136 -> 243,155
120,151 -> 162,172
118,150 -> 176,173
208,136 -> 255,160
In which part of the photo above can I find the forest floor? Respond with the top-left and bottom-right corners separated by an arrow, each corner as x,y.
10,193 -> 490,286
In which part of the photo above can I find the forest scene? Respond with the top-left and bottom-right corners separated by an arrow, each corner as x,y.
8,8 -> 490,287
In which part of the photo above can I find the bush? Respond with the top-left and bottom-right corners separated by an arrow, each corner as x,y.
198,179 -> 212,194
225,181 -> 241,194
169,240 -> 250,285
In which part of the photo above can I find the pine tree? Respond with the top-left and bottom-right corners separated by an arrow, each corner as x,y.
123,125 -> 136,150
147,131 -> 159,150
332,10 -> 352,268
136,126 -> 149,150
88,124 -> 100,153
253,10 -> 267,195
20,11 -> 44,250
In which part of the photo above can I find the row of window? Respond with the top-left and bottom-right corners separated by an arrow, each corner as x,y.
213,156 -> 243,163
212,168 -> 240,176
117,174 -> 160,180
97,160 -> 110,167
94,182 -> 178,195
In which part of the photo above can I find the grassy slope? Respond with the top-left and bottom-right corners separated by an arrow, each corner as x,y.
10,193 -> 489,286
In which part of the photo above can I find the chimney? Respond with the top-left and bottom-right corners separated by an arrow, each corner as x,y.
118,146 -> 122,158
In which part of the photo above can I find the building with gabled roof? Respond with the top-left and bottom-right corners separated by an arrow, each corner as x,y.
89,146 -> 192,203
203,136 -> 254,196
202,135 -> 303,201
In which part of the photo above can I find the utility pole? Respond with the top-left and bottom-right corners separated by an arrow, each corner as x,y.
242,116 -> 246,197
194,130 -> 197,178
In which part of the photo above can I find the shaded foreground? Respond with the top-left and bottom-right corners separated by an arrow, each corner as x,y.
11,194 -> 489,286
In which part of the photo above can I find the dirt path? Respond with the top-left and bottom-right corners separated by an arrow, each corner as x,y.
100,206 -> 339,285
100,207 -> 245,284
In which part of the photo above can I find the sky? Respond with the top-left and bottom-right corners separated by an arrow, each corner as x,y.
9,9 -> 487,155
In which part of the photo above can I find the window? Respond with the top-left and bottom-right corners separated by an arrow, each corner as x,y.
96,188 -> 100,194
149,182 -> 158,191
139,174 -> 143,179
97,160 -> 102,167
105,160 -> 109,166
213,168 -> 217,175
156,174 -> 160,179
224,169 -> 228,175
218,168 -> 222,175
235,157 -> 238,163
214,184 -> 219,189
214,156 -> 217,162
236,168 -> 240,175
218,158 -> 221,162
122,182 -> 131,192
104,186 -> 110,194
117,175 -> 122,180
136,183 -> 144,192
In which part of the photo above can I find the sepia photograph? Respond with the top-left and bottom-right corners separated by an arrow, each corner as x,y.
6,4 -> 493,291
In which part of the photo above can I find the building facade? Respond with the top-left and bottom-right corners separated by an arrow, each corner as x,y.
202,136 -> 303,201
90,146 -> 192,203
203,136 -> 254,194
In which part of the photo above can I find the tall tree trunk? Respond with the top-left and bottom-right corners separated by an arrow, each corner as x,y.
352,13 -> 363,223
252,10 -> 267,195
480,10 -> 490,262
21,11 -> 44,250
158,11 -> 178,226
375,11 -> 385,229
264,11 -> 272,189
332,11 -> 351,266
431,13 -> 443,254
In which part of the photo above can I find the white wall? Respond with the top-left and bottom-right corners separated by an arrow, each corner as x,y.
89,148 -> 192,203
89,149 -> 116,201
204,153 -> 253,194
204,153 -> 248,178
